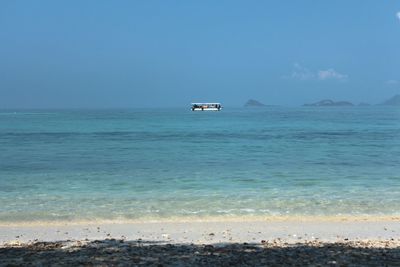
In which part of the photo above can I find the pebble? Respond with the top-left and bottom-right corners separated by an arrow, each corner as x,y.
2,239 -> 399,266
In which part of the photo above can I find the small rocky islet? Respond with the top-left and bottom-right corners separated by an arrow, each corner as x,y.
244,99 -> 267,107
380,94 -> 400,106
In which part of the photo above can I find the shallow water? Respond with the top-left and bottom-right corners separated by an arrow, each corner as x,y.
0,107 -> 399,222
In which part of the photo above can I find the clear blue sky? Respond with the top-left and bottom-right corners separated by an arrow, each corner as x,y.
1,0 -> 400,108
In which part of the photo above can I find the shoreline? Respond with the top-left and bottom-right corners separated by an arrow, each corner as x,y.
2,218 -> 400,265
1,214 -> 399,227
1,217 -> 399,246
2,217 -> 400,265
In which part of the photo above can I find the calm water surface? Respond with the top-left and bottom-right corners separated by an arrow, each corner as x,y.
0,107 -> 399,222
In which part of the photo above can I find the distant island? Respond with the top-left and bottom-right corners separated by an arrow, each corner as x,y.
244,99 -> 266,107
358,102 -> 371,106
302,95 -> 400,107
303,99 -> 354,107
380,94 -> 400,106
241,95 -> 400,107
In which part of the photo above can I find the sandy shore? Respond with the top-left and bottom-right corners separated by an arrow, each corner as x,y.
1,218 -> 400,266
0,217 -> 400,245
1,217 -> 400,245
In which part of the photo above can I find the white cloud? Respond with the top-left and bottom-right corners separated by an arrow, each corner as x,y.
397,12 -> 400,21
318,69 -> 347,81
286,63 -> 347,81
290,63 -> 315,80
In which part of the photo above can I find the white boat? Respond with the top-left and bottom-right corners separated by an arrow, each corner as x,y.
191,103 -> 222,111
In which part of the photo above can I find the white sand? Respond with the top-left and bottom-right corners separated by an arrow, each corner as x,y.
1,217 -> 399,246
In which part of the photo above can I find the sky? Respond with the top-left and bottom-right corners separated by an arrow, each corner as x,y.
1,0 -> 400,108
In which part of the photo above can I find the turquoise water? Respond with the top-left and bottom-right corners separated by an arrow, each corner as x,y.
0,107 -> 399,222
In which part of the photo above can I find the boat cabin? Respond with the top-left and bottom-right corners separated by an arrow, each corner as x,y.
191,103 -> 222,111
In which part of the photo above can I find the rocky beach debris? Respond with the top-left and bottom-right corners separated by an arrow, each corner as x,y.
1,239 -> 399,266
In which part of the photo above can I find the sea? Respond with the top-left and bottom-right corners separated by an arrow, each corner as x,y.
0,107 -> 399,222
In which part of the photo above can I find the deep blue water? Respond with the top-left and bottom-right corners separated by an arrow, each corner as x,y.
0,107 -> 399,222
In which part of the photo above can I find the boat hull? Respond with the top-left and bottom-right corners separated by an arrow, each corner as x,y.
192,108 -> 221,111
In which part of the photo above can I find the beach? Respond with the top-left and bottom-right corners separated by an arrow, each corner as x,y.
2,217 -> 400,245
2,0 -> 400,264
1,108 -> 399,265
1,217 -> 400,266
